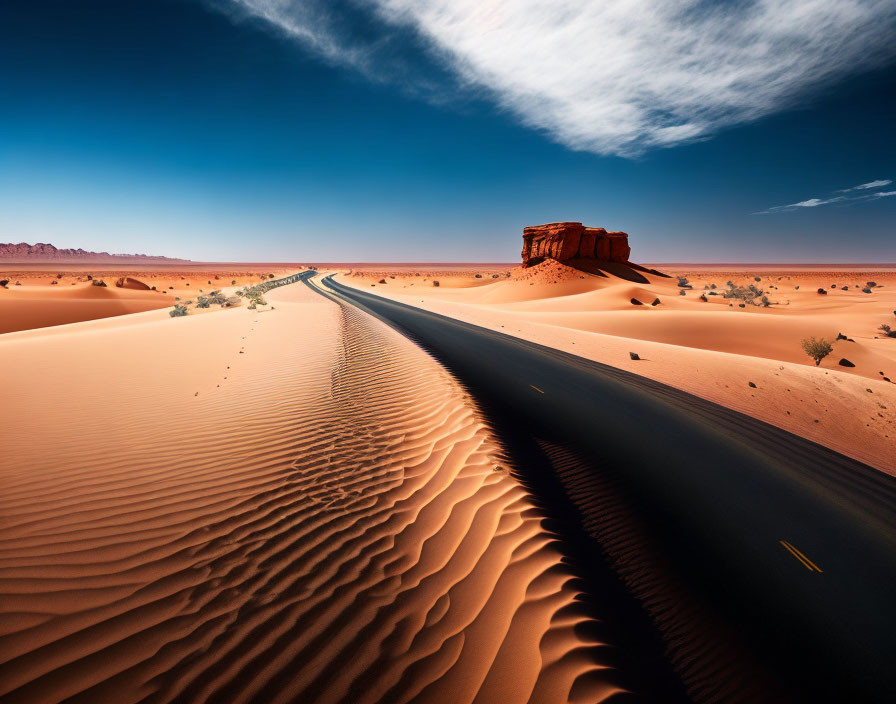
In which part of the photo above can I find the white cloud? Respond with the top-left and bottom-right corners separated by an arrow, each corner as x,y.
221,0 -> 896,156
839,179 -> 893,192
791,198 -> 842,208
758,179 -> 894,213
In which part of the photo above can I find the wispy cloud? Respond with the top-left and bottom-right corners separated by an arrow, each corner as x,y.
757,179 -> 894,214
839,179 -> 893,192
214,0 -> 896,157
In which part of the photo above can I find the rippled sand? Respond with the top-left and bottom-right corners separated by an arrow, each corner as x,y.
0,278 -> 620,703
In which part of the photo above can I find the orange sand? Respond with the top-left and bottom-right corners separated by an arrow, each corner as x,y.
0,265 -> 302,334
339,262 -> 896,474
0,277 -> 620,703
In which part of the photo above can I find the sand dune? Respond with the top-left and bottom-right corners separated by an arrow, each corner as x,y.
0,278 -> 621,703
0,284 -> 175,335
340,263 -> 896,474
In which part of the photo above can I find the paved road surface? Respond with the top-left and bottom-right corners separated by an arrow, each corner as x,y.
311,273 -> 896,702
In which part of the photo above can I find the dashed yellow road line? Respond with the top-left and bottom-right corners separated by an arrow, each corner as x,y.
780,540 -> 823,572
530,385 -> 544,394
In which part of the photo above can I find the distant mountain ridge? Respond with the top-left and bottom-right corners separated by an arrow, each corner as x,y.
0,242 -> 191,263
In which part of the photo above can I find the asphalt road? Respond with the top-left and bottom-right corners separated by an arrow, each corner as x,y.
312,273 -> 896,702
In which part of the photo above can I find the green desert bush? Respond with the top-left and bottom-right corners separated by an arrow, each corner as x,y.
800,336 -> 833,366
169,304 -> 188,317
723,282 -> 764,306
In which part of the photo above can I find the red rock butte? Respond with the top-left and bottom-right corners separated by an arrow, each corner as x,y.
521,222 -> 631,267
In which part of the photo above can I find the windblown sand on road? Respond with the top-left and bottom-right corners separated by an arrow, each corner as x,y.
0,277 -> 622,703
341,262 -> 896,474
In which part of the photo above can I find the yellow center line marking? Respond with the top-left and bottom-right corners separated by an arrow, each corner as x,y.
530,385 -> 544,394
780,540 -> 823,572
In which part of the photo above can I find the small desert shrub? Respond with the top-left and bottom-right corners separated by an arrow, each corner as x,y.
761,296 -> 770,307
754,276 -> 761,282
800,336 -> 833,366
195,296 -> 211,309
677,276 -> 690,288
679,289 -> 686,296
244,287 -> 267,307
880,325 -> 896,338
169,304 -> 188,317
0,279 -> 8,288
867,281 -> 877,288
862,287 -> 873,294
723,282 -> 764,306
92,279 -> 107,287
231,280 -> 237,285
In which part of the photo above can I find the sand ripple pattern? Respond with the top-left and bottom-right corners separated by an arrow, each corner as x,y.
0,280 -> 616,703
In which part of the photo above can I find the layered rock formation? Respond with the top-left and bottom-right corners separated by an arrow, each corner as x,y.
521,222 -> 630,267
0,242 -> 189,263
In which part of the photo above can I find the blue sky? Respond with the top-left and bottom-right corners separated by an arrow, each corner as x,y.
1,0 -> 894,262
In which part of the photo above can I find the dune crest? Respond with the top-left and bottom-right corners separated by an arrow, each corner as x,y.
0,279 -> 620,703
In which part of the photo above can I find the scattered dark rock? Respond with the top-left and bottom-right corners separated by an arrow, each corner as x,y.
836,332 -> 847,340
630,298 -> 643,305
817,288 -> 827,295
433,281 -> 439,287
651,298 -> 660,306
748,381 -> 757,388
378,279 -> 387,284
838,358 -> 855,368
629,352 -> 641,360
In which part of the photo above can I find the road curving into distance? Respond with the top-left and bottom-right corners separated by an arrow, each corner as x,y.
313,272 -> 896,703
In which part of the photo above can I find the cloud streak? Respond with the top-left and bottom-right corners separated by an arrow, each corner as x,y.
839,179 -> 893,192
217,0 -> 896,157
757,179 -> 895,214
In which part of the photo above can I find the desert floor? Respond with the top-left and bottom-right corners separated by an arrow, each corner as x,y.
0,273 -> 623,703
0,265 -> 301,334
339,262 -> 896,474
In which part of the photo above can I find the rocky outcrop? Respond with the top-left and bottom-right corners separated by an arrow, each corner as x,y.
521,222 -> 630,267
0,242 -> 189,263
